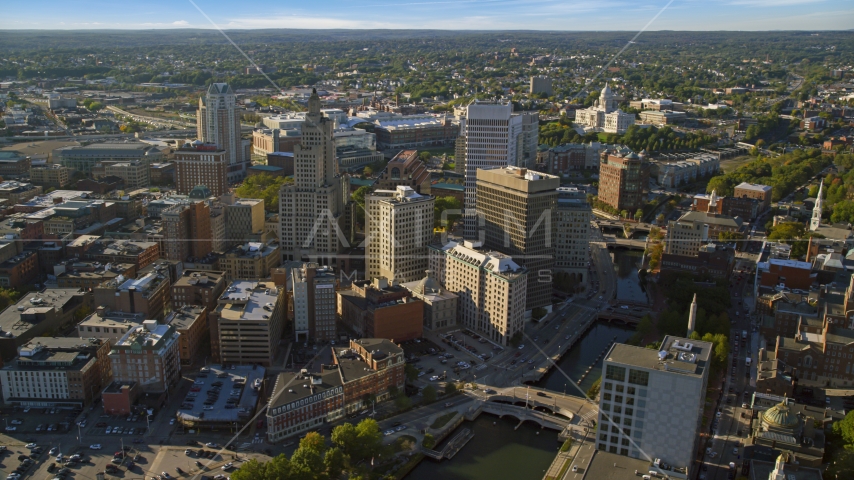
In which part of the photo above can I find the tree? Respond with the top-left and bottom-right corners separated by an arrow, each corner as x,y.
363,166 -> 373,177
620,209 -> 629,219
394,394 -> 412,410
264,454 -> 292,479
422,385 -> 437,404
331,423 -> 359,457
634,209 -> 643,221
434,196 -> 462,228
834,410 -> 854,445
404,363 -> 419,383
444,382 -> 457,395
423,433 -> 436,449
656,213 -> 665,224
234,173 -> 292,211
290,432 -> 326,477
355,418 -> 383,460
230,458 -> 267,480
706,176 -> 734,196
323,447 -> 346,478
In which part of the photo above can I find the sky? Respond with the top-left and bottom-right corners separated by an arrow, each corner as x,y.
2,0 -> 854,31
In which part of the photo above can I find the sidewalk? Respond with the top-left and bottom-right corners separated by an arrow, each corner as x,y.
542,427 -> 590,480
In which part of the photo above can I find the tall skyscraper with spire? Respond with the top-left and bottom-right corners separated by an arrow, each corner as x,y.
810,179 -> 824,232
687,293 -> 698,337
279,89 -> 346,265
197,83 -> 249,182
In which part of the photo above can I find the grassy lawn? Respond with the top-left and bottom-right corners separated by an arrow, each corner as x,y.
720,155 -> 755,173
546,458 -> 574,480
430,412 -> 457,430
420,146 -> 456,158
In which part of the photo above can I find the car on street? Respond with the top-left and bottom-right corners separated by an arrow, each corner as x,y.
24,444 -> 36,450
395,425 -> 407,431
518,344 -> 525,349
383,429 -> 395,436
205,443 -> 219,448
222,463 -> 233,470
89,444 -> 101,450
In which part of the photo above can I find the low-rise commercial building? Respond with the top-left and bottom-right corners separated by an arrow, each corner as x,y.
0,250 -> 38,288
338,277 -> 424,342
165,305 -> 208,366
172,270 -> 226,312
0,337 -> 111,407
93,269 -> 172,321
76,309 -> 146,342
29,165 -> 70,188
373,115 -> 459,151
333,338 -> 405,414
401,270 -> 458,332
219,241 -> 281,281
0,181 -> 42,204
266,369 -> 344,442
55,261 -> 137,290
209,280 -> 285,366
734,182 -> 773,212
54,142 -> 162,175
104,160 -> 150,189
659,244 -> 735,279
81,238 -> 160,270
638,110 -> 687,125
109,320 -> 181,394
0,288 -> 93,362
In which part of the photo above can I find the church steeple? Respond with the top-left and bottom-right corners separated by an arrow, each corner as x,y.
810,179 -> 824,232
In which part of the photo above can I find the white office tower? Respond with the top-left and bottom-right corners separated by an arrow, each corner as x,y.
197,83 -> 249,182
463,101 -> 523,238
279,89 -> 346,265
366,186 -> 435,283
597,336 -> 712,478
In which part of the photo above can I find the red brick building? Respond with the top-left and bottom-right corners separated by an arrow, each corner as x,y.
758,258 -> 814,291
174,143 -> 228,197
598,152 -> 647,213
0,250 -> 38,288
334,338 -> 405,414
338,280 -> 424,342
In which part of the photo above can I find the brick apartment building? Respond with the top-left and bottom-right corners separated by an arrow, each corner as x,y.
598,152 -> 647,213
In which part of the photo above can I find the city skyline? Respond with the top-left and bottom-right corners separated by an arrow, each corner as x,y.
2,0 -> 854,31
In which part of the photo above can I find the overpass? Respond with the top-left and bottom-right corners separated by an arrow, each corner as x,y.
107,106 -> 196,129
603,235 -> 647,250
597,219 -> 658,233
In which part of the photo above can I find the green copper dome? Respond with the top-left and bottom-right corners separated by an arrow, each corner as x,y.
762,400 -> 798,428
189,185 -> 212,199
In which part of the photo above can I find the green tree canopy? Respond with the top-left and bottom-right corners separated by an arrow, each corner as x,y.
234,173 -> 293,211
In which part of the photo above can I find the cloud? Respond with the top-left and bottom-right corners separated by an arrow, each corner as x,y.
172,20 -> 189,26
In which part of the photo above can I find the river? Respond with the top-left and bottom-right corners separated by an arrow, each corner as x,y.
611,248 -> 649,304
406,250 -> 647,480
405,415 -> 559,480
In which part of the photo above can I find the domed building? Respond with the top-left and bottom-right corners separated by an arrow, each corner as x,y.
574,85 -> 636,134
188,185 -> 213,200
749,397 -> 827,468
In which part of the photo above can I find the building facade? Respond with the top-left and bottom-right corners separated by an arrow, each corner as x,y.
428,240 -> 527,346
598,152 -> 647,213
555,187 -> 591,283
292,263 -> 337,343
476,167 -> 558,311
366,186 -> 434,284
462,101 -> 523,237
208,280 -> 285,366
109,321 -> 181,394
162,200 -> 212,262
401,270 -> 458,332
337,277 -> 424,342
197,83 -> 249,182
598,336 -> 712,477
174,143 -> 228,197
575,85 -> 636,134
279,89 -> 347,265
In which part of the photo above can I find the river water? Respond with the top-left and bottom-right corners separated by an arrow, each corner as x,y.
406,249 -> 646,480
405,415 -> 559,480
612,249 -> 649,304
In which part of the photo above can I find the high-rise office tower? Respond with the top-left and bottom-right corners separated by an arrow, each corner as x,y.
462,101 -> 523,238
597,336 -> 712,477
197,83 -> 249,183
520,112 -> 540,169
162,200 -> 212,262
291,263 -> 337,343
279,89 -> 346,265
598,151 -> 647,213
476,166 -> 558,311
174,142 -> 228,197
366,186 -> 434,283
554,187 -> 591,284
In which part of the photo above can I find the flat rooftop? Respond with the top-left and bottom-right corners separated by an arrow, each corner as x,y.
176,364 -> 265,423
217,280 -> 279,322
580,450 -> 658,480
605,335 -> 713,378
0,288 -> 84,339
269,369 -> 342,409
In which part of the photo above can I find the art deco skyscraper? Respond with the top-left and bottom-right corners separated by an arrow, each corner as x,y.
197,83 -> 248,183
279,89 -> 346,265
365,186 -> 434,283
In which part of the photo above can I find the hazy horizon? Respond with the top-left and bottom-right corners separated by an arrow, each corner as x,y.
3,0 -> 854,31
